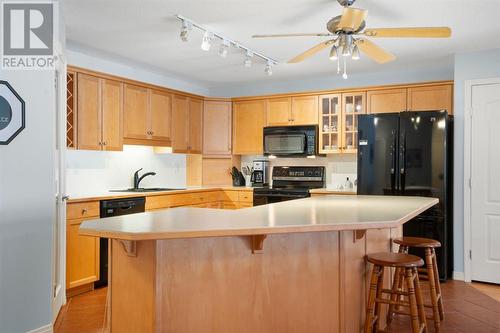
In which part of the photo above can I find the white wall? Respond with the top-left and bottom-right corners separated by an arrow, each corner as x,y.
452,48 -> 500,275
66,145 -> 186,196
0,73 -> 56,332
66,42 -> 210,96
209,60 -> 454,97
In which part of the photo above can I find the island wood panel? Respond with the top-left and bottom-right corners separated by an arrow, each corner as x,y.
155,232 -> 340,333
340,230 -> 367,333
203,100 -> 232,157
367,88 -> 407,114
407,84 -> 453,114
101,79 -> 123,151
266,97 -> 292,126
172,95 -> 189,152
110,240 -> 156,333
291,95 -> 319,125
149,89 -> 172,142
123,84 -> 149,140
232,100 -> 266,155
77,73 -> 101,150
188,98 -> 203,153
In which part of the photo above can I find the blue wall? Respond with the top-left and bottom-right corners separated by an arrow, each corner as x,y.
453,48 -> 500,275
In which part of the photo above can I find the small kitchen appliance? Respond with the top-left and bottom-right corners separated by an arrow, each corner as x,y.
250,160 -> 270,187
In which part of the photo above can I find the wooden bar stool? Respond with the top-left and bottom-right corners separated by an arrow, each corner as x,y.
365,252 -> 427,333
391,237 -> 444,331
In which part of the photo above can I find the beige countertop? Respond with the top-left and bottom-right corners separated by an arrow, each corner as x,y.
67,186 -> 254,203
79,195 -> 438,241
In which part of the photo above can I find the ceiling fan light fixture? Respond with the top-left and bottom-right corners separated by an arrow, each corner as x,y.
351,44 -> 360,60
201,31 -> 213,51
329,45 -> 338,61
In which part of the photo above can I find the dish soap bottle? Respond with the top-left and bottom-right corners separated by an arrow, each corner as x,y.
345,177 -> 353,191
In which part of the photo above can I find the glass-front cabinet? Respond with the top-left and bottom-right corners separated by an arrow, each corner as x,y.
319,92 -> 366,154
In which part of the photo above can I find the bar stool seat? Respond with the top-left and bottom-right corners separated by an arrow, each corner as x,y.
394,236 -> 441,248
391,237 -> 444,332
367,252 -> 424,267
365,252 -> 428,333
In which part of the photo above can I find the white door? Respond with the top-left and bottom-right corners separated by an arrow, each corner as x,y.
471,82 -> 500,283
52,53 -> 68,321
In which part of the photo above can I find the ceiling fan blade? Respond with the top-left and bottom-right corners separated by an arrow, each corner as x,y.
288,40 -> 334,63
338,7 -> 368,31
364,27 -> 452,38
356,39 -> 395,64
252,33 -> 333,38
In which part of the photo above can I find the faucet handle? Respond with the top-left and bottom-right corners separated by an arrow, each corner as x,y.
134,168 -> 143,175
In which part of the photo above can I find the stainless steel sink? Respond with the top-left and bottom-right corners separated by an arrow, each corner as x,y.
109,188 -> 186,192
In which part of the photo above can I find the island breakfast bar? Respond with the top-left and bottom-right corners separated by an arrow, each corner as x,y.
80,195 -> 438,333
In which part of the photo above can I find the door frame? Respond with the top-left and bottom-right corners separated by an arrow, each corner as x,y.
463,77 -> 500,282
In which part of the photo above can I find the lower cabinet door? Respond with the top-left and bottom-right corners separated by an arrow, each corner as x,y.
66,219 -> 100,289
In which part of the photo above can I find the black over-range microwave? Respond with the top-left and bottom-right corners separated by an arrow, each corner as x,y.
263,125 -> 319,157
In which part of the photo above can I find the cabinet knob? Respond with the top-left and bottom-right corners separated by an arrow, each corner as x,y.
103,141 -> 107,146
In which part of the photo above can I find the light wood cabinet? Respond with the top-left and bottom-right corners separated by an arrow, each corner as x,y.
77,73 -> 123,151
291,95 -> 319,125
367,88 -> 407,114
319,92 -> 366,154
201,158 -> 236,186
233,100 -> 266,155
172,95 -> 202,153
188,98 -> 203,153
124,85 -> 172,145
149,89 -> 172,142
124,84 -> 149,140
267,97 -> 291,126
203,100 -> 232,157
266,96 -> 318,126
407,84 -> 453,114
66,201 -> 100,293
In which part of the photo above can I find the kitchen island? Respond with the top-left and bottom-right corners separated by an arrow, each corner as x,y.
80,195 -> 438,333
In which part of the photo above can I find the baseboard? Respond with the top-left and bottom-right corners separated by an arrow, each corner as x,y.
26,323 -> 53,333
453,271 -> 465,281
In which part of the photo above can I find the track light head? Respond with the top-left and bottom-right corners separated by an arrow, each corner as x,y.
201,31 -> 213,51
265,61 -> 273,76
244,51 -> 253,67
219,40 -> 230,58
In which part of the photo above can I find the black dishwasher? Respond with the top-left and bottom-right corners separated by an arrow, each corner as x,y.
96,197 -> 145,287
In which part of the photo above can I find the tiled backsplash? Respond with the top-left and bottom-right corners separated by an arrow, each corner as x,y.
241,154 -> 357,188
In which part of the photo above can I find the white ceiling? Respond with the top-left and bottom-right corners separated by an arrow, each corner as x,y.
64,0 -> 500,85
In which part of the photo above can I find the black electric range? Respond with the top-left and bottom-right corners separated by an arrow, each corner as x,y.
253,166 -> 326,206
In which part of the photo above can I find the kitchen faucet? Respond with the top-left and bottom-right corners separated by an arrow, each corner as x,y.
133,168 -> 156,189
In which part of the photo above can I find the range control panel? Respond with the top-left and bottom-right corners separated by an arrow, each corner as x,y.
272,166 -> 325,182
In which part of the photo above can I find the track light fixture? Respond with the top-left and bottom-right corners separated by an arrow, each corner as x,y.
219,39 -> 230,58
265,61 -> 273,76
175,14 -> 278,76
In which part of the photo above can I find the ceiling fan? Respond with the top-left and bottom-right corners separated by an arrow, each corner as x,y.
252,0 -> 451,78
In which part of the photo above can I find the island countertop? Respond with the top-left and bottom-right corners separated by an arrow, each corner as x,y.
79,195 -> 438,241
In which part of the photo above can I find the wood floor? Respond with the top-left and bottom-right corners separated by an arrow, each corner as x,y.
55,281 -> 499,333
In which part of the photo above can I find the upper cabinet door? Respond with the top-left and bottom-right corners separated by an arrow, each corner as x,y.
123,84 -> 149,140
203,100 -> 232,157
233,100 -> 266,155
172,95 -> 189,153
319,94 -> 342,154
188,98 -> 203,154
291,95 -> 319,125
266,97 -> 291,126
367,88 -> 407,114
101,79 -> 123,151
77,73 -> 102,150
341,92 -> 366,154
407,84 -> 453,114
149,90 -> 172,142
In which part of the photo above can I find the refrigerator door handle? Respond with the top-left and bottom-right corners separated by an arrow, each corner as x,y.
390,130 -> 397,192
399,131 -> 406,192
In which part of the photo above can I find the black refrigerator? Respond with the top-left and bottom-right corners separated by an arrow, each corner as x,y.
357,111 -> 453,280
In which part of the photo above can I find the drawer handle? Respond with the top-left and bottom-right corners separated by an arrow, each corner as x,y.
82,208 -> 88,214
